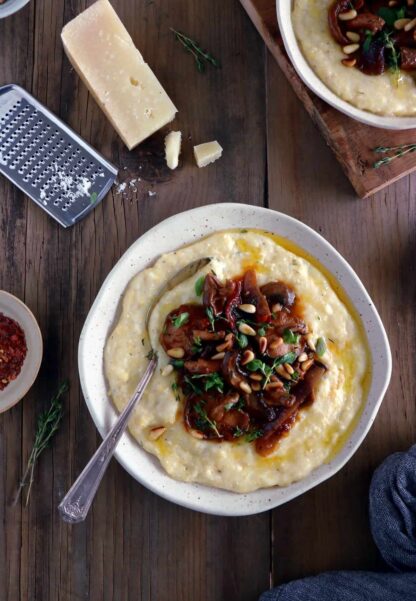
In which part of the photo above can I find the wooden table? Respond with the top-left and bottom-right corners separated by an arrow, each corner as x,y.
0,1 -> 415,600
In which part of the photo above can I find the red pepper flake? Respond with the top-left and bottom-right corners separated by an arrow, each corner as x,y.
0,312 -> 27,391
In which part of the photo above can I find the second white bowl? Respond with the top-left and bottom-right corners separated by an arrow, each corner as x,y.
276,0 -> 416,130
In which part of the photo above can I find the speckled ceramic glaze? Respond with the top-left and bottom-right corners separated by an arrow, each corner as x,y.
277,0 -> 416,130
78,204 -> 391,516
0,291 -> 43,412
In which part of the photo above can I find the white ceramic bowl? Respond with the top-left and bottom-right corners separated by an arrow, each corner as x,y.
0,0 -> 30,18
78,204 -> 391,516
0,290 -> 43,412
276,0 -> 416,130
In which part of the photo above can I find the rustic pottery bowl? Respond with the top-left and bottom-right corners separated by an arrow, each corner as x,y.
0,291 -> 43,412
78,204 -> 391,516
276,0 -> 416,130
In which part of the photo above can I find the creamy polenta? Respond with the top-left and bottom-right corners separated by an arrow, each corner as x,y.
104,230 -> 370,493
293,0 -> 416,116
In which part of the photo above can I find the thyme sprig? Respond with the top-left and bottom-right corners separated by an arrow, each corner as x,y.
170,28 -> 220,72
373,143 -> 416,168
13,381 -> 69,506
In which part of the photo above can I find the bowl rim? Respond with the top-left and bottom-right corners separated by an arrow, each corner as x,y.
276,0 -> 416,130
0,0 -> 30,18
0,290 -> 43,412
78,203 -> 392,516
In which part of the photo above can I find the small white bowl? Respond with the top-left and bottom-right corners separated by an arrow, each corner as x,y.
0,291 -> 43,412
276,0 -> 416,130
78,204 -> 391,516
0,0 -> 30,19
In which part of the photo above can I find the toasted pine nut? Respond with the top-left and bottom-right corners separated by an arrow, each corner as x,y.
251,382 -> 261,392
284,363 -> 295,375
216,341 -> 230,352
149,426 -> 167,440
342,58 -> 357,67
388,0 -> 398,5
225,332 -> 234,342
338,9 -> 357,20
394,18 -> 411,29
239,303 -> 256,314
249,373 -> 263,381
271,303 -> 282,313
306,335 -> 316,351
266,381 -> 284,390
241,350 -> 255,366
342,43 -> 359,55
259,336 -> 268,354
298,352 -> 308,363
161,364 -> 174,376
269,337 -> 283,351
238,323 -> 256,336
301,359 -> 314,372
276,365 -> 292,380
404,17 -> 416,31
408,0 -> 415,6
240,381 -> 252,394
167,347 -> 185,359
211,351 -> 225,360
346,31 -> 360,42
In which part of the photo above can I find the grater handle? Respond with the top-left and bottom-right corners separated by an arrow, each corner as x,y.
58,356 -> 157,523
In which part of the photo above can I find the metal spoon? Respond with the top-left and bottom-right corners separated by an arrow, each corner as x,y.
58,256 -> 211,523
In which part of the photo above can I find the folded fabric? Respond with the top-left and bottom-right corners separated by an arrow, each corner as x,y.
260,445 -> 416,601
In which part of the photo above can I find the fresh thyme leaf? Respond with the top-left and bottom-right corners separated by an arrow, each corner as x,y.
316,337 -> 327,357
257,326 -> 266,336
172,312 -> 189,328
190,372 -> 225,393
245,429 -> 263,442
236,332 -> 249,349
195,275 -> 205,297
171,382 -> 181,401
194,402 -> 221,436
273,351 -> 297,368
283,381 -> 292,392
170,359 -> 184,369
376,6 -> 404,27
363,30 -> 373,54
191,335 -> 203,354
246,359 -> 267,373
283,328 -> 300,345
89,191 -> 98,205
291,370 -> 300,381
170,28 -> 220,73
206,307 -> 216,331
373,143 -> 416,168
13,381 -> 69,506
233,426 -> 245,438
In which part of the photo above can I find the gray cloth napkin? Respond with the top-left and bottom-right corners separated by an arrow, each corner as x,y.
260,445 -> 416,601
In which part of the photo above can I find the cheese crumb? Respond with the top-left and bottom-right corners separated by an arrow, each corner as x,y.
165,131 -> 182,170
193,141 -> 223,168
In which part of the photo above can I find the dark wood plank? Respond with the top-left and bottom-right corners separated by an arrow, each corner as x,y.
266,53 -> 416,584
240,0 -> 416,199
0,1 -> 271,600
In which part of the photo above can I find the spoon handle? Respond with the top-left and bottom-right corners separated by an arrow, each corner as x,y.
58,356 -> 158,523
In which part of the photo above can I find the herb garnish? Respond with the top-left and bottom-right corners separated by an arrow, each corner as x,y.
316,337 -> 327,357
373,143 -> 416,168
191,335 -> 203,354
236,332 -> 249,349
195,275 -> 205,297
246,351 -> 297,388
283,328 -> 300,345
170,28 -> 220,73
146,349 -> 157,361
245,429 -> 263,442
233,426 -> 245,438
172,312 -> 189,328
194,402 -> 221,436
170,359 -> 184,369
13,381 -> 69,506
189,372 -> 225,393
206,307 -> 216,331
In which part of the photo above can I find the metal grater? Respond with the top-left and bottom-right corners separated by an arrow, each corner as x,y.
0,84 -> 118,228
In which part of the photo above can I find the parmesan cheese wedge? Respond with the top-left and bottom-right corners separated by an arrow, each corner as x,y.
165,131 -> 182,170
193,141 -> 223,168
61,0 -> 177,150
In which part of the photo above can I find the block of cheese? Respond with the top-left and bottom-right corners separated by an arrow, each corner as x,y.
194,141 -> 223,168
165,131 -> 182,170
61,0 -> 177,150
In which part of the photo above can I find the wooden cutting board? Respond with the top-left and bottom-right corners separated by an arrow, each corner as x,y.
240,0 -> 416,198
